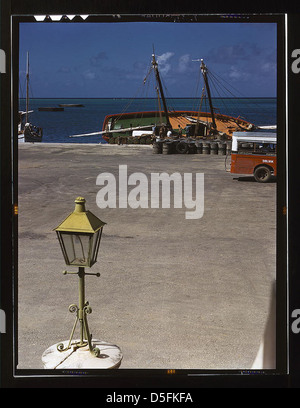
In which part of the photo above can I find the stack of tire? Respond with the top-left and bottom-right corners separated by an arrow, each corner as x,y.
153,140 -> 231,155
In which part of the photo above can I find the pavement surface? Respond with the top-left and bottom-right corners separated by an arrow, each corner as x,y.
17,143 -> 276,370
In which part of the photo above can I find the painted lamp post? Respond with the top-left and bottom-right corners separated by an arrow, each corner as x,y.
54,196 -> 106,357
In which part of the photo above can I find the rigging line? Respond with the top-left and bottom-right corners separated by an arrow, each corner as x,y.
198,88 -> 206,116
114,59 -> 154,122
207,70 -> 249,117
207,78 -> 224,111
135,79 -> 148,119
208,67 -> 246,98
143,63 -> 153,85
208,68 -> 261,109
194,66 -> 203,111
19,80 -> 24,100
135,70 -> 159,123
207,70 -> 239,99
141,61 -> 164,122
158,72 -> 177,112
208,72 -> 237,116
147,72 -> 159,122
202,92 -> 209,126
192,60 -> 204,111
195,85 -> 204,113
208,69 -> 274,121
166,95 -> 190,127
19,76 -> 28,105
195,85 -> 206,117
114,81 -> 148,122
209,67 -> 275,122
29,80 -> 35,100
158,68 -> 192,117
207,70 -> 252,120
161,89 -> 174,112
155,87 -> 162,123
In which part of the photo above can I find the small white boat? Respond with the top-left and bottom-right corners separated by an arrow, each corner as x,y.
18,52 -> 43,143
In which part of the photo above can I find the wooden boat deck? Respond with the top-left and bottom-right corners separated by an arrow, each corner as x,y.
103,110 -> 254,140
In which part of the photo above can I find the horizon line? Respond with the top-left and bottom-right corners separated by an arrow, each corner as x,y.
19,96 -> 277,99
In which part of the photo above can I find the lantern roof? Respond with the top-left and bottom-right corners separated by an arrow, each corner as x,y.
54,197 -> 106,234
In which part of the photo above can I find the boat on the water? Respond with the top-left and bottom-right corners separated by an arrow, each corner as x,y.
38,106 -> 64,111
19,52 -> 43,143
58,103 -> 84,107
70,53 -> 275,144
101,109 -> 255,143
101,56 -> 256,144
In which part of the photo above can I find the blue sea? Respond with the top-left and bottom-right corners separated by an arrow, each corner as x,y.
19,98 -> 277,144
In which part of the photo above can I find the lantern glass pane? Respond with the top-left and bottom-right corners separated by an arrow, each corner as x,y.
90,229 -> 103,266
61,233 -> 91,266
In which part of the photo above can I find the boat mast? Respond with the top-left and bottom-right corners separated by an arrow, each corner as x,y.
200,59 -> 216,130
156,87 -> 163,124
195,86 -> 206,135
25,52 -> 29,124
152,53 -> 171,128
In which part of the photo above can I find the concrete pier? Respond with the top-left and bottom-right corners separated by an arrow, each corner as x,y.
17,143 -> 276,370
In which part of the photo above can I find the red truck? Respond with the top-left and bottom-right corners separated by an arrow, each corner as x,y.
230,132 -> 277,183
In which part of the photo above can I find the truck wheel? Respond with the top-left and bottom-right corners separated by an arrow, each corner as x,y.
254,166 -> 271,183
176,141 -> 188,154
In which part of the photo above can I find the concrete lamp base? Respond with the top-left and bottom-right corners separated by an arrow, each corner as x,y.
42,339 -> 123,369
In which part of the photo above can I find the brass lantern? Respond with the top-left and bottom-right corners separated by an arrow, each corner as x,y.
55,197 -> 106,268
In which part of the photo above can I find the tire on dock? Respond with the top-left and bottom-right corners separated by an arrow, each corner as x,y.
210,142 -> 218,155
202,142 -> 211,155
196,142 -> 203,154
175,141 -> 189,154
153,141 -> 163,154
188,143 -> 197,154
218,142 -> 226,155
162,142 -> 173,155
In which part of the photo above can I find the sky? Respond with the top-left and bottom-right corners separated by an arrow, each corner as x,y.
19,21 -> 277,98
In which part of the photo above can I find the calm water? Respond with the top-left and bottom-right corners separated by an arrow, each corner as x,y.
19,98 -> 277,144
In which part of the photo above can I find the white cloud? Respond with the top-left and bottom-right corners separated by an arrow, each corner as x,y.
157,52 -> 174,64
82,70 -> 96,80
157,52 -> 174,75
178,54 -> 190,73
228,66 -> 249,81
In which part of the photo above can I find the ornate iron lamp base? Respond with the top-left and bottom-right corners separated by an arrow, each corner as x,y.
42,339 -> 123,369
57,301 -> 100,357
57,267 -> 101,357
